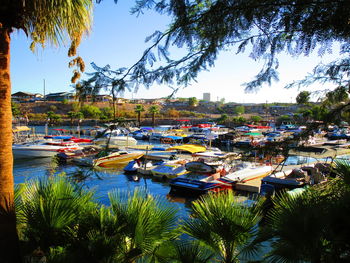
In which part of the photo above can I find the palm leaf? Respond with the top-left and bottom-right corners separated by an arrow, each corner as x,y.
16,176 -> 95,252
183,191 -> 261,263
108,188 -> 178,262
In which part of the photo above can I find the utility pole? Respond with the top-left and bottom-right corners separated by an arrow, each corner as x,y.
43,79 -> 46,101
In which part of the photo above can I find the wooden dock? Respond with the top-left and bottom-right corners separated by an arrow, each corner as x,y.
235,178 -> 262,193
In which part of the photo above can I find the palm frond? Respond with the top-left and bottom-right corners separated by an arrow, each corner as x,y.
183,191 -> 261,263
16,176 -> 95,252
108,188 -> 178,262
333,159 -> 350,186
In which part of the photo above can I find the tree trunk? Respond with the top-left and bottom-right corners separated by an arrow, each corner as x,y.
0,26 -> 21,263
138,112 -> 141,127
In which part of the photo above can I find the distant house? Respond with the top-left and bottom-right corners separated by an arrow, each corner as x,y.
84,94 -> 113,102
96,95 -> 113,102
130,98 -> 165,105
130,99 -> 146,104
45,92 -> 74,102
12,92 -> 43,102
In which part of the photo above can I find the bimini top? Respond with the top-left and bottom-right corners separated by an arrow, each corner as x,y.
166,144 -> 207,154
288,145 -> 350,159
13,126 -> 31,133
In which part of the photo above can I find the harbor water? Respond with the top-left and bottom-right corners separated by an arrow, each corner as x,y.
13,126 -> 253,219
13,126 -> 198,219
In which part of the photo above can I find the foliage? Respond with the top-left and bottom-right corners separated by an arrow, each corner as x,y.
296,91 -> 311,104
232,116 -> 246,125
167,108 -> 180,118
257,159 -> 350,263
49,105 -> 58,112
164,240 -> 215,263
134,104 -> 145,113
217,113 -> 228,124
234,106 -> 245,115
108,189 -> 178,262
189,97 -> 198,107
1,0 -> 93,83
276,115 -> 292,125
15,176 -> 96,254
11,102 -> 21,117
72,102 -> 81,112
249,115 -> 262,123
80,104 -> 102,119
86,0 -> 350,101
46,111 -> 62,125
183,191 -> 262,263
13,160 -> 350,262
100,107 -> 114,120
148,105 -> 160,115
27,113 -> 47,122
148,105 -> 160,127
324,86 -> 349,105
15,177 -> 179,262
67,111 -> 84,125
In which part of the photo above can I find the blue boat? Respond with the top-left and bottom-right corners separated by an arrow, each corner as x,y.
123,160 -> 141,174
169,176 -> 219,196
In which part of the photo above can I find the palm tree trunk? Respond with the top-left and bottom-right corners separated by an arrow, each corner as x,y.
152,113 -> 155,127
0,27 -> 21,262
138,112 -> 141,127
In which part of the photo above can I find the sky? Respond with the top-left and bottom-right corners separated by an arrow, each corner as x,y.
10,1 -> 339,103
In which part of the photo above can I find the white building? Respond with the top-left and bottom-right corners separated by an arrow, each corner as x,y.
203,93 -> 211,101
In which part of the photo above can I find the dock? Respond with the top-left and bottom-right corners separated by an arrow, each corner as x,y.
235,177 -> 262,193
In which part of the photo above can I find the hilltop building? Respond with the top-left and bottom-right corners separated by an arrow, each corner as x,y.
203,93 -> 211,101
45,92 -> 75,102
12,92 -> 43,102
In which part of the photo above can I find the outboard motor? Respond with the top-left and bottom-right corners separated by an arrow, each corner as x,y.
260,184 -> 275,197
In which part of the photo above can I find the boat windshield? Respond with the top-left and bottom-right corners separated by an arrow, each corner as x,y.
284,155 -> 318,166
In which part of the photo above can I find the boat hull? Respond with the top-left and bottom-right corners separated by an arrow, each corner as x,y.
151,164 -> 188,179
13,148 -> 58,159
95,152 -> 144,168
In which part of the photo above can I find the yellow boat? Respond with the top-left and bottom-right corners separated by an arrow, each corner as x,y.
166,144 -> 207,154
94,151 -> 144,168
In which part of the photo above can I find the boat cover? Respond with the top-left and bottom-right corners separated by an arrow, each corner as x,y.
166,144 -> 206,154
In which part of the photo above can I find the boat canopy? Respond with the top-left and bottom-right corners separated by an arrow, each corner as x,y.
166,144 -> 206,154
244,132 -> 263,136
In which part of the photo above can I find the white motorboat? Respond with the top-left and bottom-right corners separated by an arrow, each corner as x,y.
151,163 -> 188,179
94,135 -> 137,147
221,162 -> 273,183
13,140 -> 82,159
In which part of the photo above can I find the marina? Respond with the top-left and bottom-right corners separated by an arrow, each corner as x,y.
13,123 -> 350,213
3,2 -> 350,261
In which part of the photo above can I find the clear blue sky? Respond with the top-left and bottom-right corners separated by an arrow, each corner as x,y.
10,1 -> 338,103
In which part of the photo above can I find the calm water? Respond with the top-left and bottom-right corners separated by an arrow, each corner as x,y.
13,126 -> 250,219
14,126 -> 196,218
13,156 -> 196,219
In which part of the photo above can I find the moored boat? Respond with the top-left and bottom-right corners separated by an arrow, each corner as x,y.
260,145 -> 349,195
94,151 -> 144,168
94,135 -> 137,147
13,140 -> 82,159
